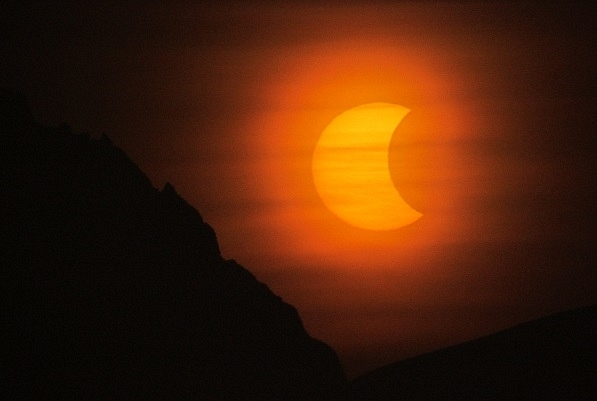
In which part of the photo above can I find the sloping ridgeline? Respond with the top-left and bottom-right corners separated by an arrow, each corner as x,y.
347,304 -> 597,401
1,89 -> 346,401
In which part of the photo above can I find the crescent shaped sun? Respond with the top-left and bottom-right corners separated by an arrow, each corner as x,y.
312,103 -> 422,231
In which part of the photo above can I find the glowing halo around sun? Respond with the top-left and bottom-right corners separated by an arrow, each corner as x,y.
311,103 -> 422,231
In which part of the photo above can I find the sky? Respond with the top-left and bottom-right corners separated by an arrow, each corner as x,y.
2,0 -> 596,377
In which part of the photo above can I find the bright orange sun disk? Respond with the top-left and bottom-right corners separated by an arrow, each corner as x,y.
312,103 -> 422,230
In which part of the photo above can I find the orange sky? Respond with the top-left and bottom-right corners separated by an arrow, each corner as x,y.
3,1 -> 596,377
169,3 -> 594,376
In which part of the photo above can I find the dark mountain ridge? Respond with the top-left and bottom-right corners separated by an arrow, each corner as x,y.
348,304 -> 597,400
1,88 -> 346,401
5,88 -> 595,401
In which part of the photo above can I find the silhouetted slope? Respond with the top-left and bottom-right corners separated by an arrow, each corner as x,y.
348,304 -> 597,401
1,88 -> 345,401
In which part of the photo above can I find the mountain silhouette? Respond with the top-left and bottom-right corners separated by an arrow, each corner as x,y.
347,304 -> 597,401
1,88 -> 346,401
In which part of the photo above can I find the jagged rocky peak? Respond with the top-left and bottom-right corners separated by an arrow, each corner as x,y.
157,181 -> 222,263
2,88 -> 346,401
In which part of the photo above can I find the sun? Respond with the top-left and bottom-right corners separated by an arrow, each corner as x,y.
311,103 -> 422,231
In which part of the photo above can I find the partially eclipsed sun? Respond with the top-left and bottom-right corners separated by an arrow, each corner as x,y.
312,103 -> 422,230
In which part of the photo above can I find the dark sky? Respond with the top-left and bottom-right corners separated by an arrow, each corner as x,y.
2,0 -> 596,377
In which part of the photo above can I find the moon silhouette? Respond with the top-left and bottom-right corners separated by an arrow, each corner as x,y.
312,103 -> 422,230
